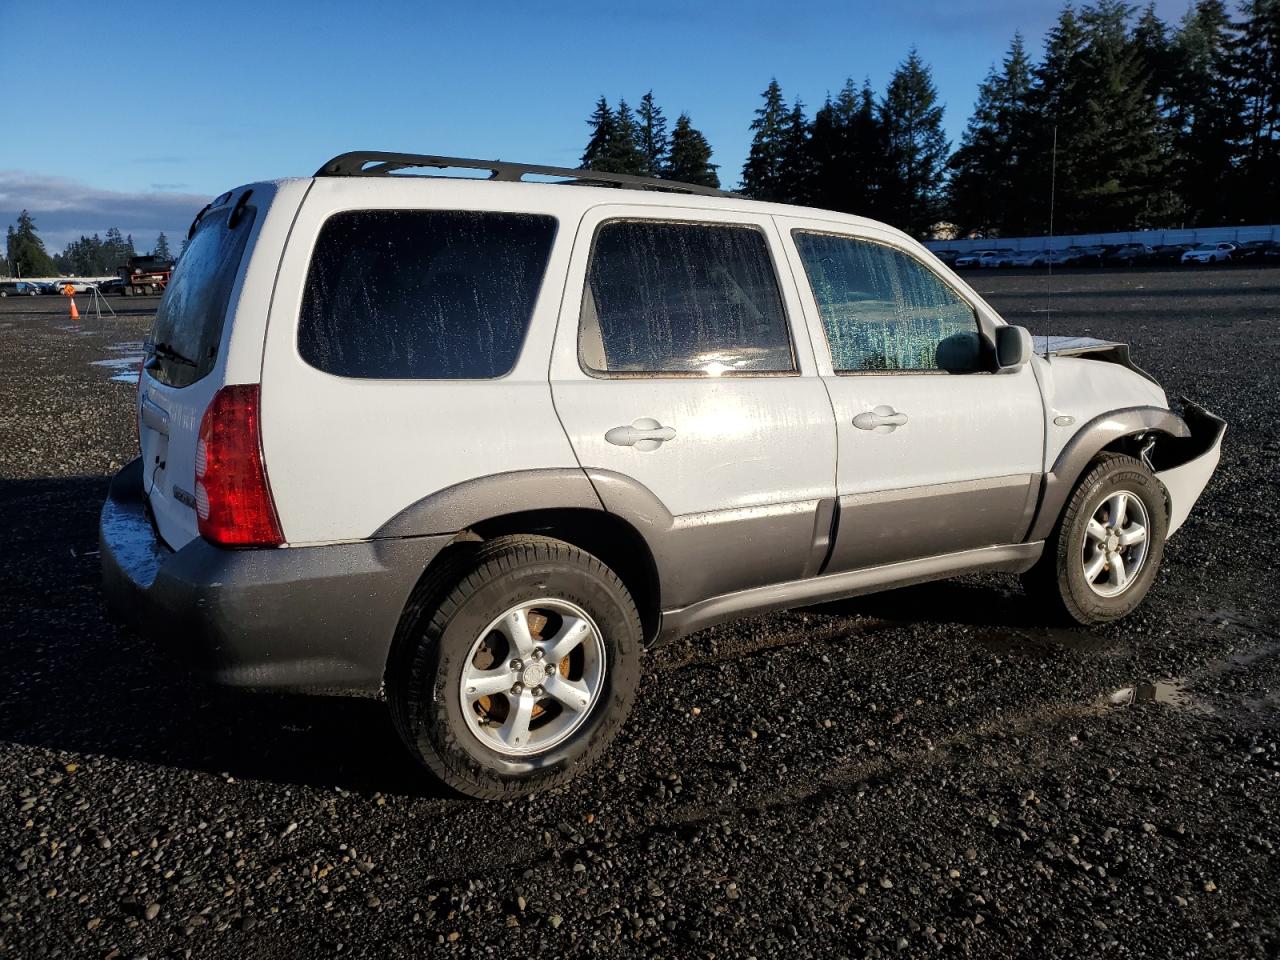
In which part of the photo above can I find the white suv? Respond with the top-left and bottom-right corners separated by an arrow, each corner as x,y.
101,152 -> 1225,798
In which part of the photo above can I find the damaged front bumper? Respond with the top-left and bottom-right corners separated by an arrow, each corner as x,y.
1154,399 -> 1226,538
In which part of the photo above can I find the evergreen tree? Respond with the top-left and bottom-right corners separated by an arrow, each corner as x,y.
1073,0 -> 1174,229
777,99 -> 813,204
6,211 -> 57,277
1168,1 -> 1244,223
635,91 -> 670,178
608,100 -> 646,175
154,232 -> 172,260
741,79 -> 790,200
582,96 -> 619,170
948,34 -> 1035,235
663,113 -> 720,187
879,49 -> 950,236
1234,0 -> 1280,219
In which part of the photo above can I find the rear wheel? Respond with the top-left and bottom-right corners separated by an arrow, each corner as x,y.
1023,453 -> 1168,625
388,535 -> 642,798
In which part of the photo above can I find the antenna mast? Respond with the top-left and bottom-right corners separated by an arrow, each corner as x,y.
1045,125 -> 1058,360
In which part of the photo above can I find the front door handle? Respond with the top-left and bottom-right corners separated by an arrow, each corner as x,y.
853,406 -> 908,433
605,417 -> 676,451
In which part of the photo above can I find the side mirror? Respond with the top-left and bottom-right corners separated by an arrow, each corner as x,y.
996,325 -> 1034,370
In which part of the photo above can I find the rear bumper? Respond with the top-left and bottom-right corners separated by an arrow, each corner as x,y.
99,458 -> 452,691
1155,399 -> 1226,538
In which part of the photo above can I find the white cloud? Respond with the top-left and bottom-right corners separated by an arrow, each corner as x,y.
0,171 -> 209,252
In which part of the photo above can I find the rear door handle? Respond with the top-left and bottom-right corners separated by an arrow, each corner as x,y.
853,407 -> 908,432
605,418 -> 676,451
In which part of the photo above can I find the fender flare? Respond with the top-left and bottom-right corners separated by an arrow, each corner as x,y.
373,468 -> 604,538
1026,406 -> 1190,542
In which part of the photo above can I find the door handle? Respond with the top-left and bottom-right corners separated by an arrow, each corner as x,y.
853,407 -> 908,433
605,418 -> 676,451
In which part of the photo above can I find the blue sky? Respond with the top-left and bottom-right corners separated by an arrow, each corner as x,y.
1,0 -> 1191,252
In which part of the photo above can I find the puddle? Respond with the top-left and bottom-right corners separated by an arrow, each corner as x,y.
1105,679 -> 1203,711
91,342 -> 145,385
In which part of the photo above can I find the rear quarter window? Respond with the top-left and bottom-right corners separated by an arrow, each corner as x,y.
298,210 -> 557,380
148,202 -> 256,388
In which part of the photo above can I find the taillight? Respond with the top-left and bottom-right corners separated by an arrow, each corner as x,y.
195,384 -> 283,547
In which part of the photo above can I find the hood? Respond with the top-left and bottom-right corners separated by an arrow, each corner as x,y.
1036,335 -> 1159,385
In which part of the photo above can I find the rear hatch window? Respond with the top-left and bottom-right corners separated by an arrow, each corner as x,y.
147,201 -> 256,388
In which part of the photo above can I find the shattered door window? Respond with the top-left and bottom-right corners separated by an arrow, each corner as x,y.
581,220 -> 795,375
298,210 -> 556,379
793,232 -> 983,373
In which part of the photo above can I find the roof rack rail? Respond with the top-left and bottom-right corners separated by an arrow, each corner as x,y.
315,151 -> 735,198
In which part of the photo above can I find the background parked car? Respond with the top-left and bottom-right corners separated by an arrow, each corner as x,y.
931,249 -> 961,266
96,278 -> 126,295
1181,242 -> 1236,265
51,279 -> 95,293
979,248 -> 1017,268
1233,240 -> 1279,263
953,250 -> 991,268
1103,243 -> 1155,267
0,281 -> 41,297
1008,249 -> 1049,267
1150,243 -> 1194,264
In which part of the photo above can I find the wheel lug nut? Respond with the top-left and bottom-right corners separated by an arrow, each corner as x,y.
533,686 -> 544,697
510,659 -> 522,670
532,649 -> 543,660
511,682 -> 524,695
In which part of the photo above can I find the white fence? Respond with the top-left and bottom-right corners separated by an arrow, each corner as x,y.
926,224 -> 1279,253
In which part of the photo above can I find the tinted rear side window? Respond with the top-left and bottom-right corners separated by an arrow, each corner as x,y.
298,210 -> 556,379
149,203 -> 255,388
580,220 -> 794,375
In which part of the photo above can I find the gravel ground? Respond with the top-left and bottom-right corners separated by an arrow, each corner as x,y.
0,269 -> 1277,958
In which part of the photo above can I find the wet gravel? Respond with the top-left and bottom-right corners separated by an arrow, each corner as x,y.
1,269 -> 1278,958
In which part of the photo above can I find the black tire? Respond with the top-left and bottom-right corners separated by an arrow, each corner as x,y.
388,535 -> 643,799
1023,453 -> 1168,625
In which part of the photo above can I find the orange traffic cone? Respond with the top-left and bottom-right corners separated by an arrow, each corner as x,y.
69,297 -> 80,321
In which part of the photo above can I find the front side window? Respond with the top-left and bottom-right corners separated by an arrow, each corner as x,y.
793,231 -> 985,373
580,220 -> 794,375
299,210 -> 556,379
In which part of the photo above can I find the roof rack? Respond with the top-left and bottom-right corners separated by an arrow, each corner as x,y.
315,151 -> 735,198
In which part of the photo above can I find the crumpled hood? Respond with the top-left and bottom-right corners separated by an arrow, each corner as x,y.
1035,335 -> 1158,384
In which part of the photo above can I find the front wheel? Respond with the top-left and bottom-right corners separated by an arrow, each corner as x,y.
1023,453 -> 1168,625
388,535 -> 642,798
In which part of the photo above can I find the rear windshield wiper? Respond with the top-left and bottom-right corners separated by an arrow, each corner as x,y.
148,341 -> 197,367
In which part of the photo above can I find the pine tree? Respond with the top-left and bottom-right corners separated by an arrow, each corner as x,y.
1072,0 -> 1174,229
664,114 -> 720,187
582,96 -> 619,170
948,34 -> 1035,235
1234,0 -> 1280,219
636,91 -> 670,178
777,99 -> 813,204
154,232 -> 172,260
6,211 -> 57,277
1169,0 -> 1244,223
879,50 -> 950,236
608,100 -> 646,175
741,79 -> 790,200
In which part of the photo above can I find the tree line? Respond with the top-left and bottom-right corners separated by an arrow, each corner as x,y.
579,91 -> 720,187
581,0 -> 1279,237
4,213 -> 174,278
